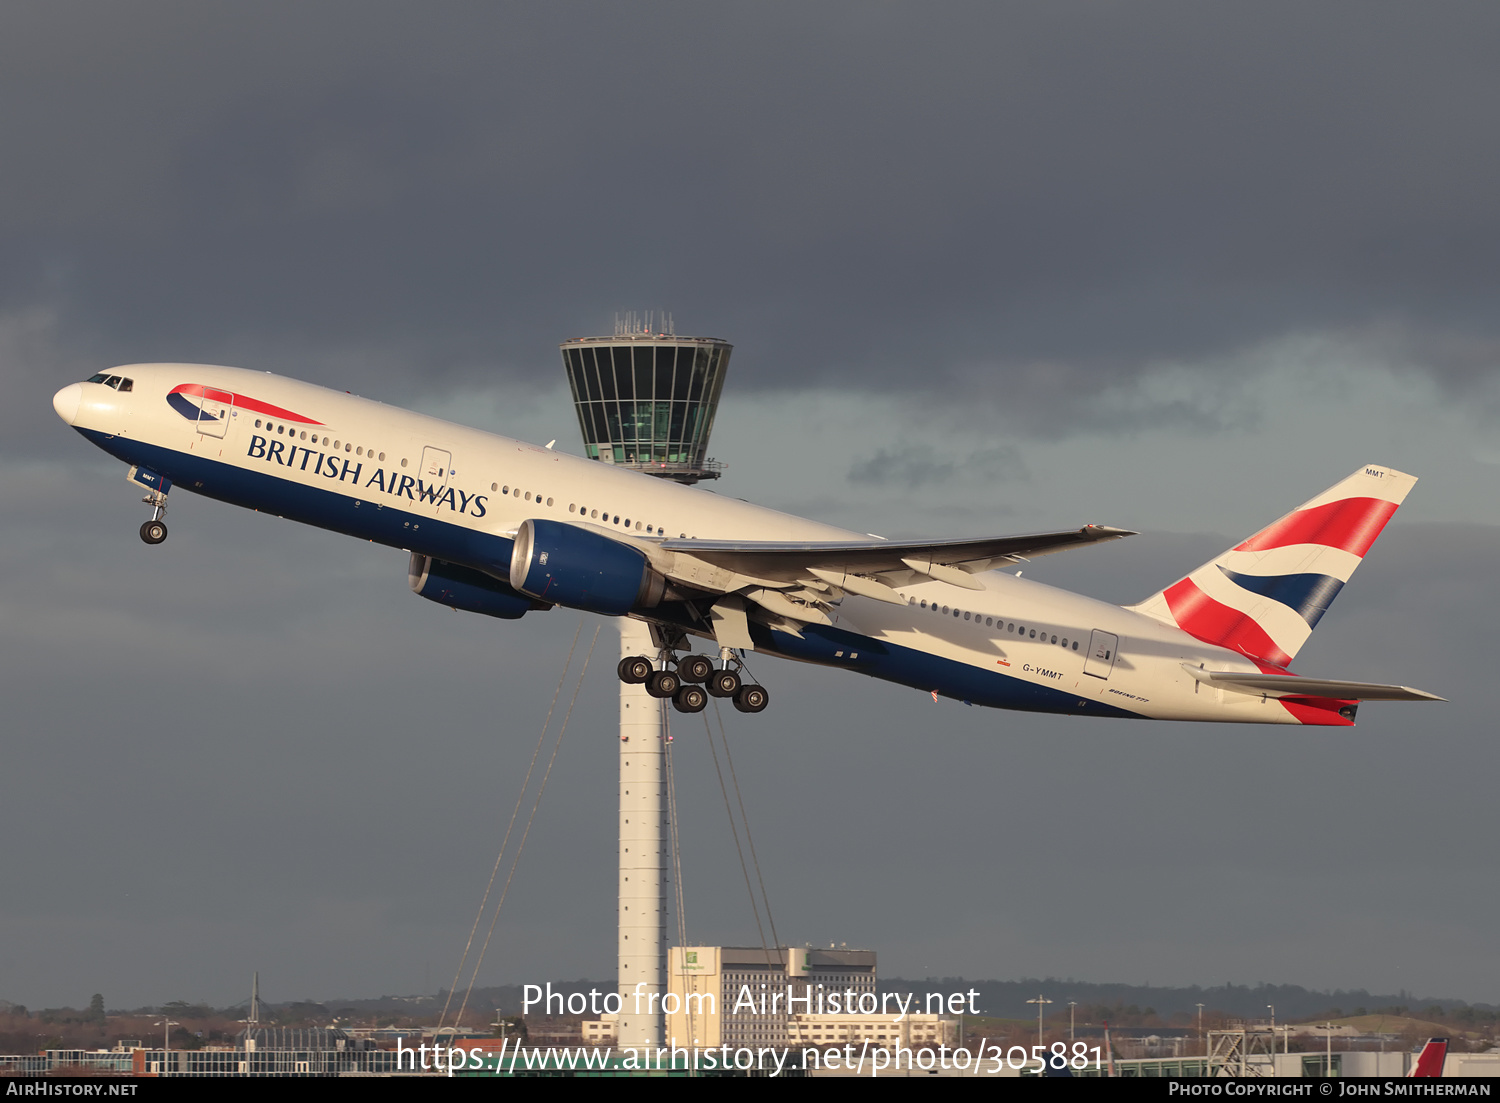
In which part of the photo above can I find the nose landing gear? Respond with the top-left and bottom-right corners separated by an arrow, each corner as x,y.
139,488 -> 169,545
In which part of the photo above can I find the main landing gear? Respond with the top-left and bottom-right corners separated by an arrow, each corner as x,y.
617,647 -> 770,715
139,489 -> 169,545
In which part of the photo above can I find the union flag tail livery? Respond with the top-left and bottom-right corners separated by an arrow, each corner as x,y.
1410,1038 -> 1448,1077
1129,466 -> 1414,669
53,364 -> 1443,725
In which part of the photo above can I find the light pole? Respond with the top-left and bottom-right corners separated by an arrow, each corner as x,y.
1028,995 -> 1052,1048
1321,1022 -> 1336,1078
1196,1003 -> 1205,1057
155,1018 -> 178,1072
1068,1001 -> 1077,1042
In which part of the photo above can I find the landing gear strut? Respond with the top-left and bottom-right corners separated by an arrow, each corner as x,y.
139,489 -> 168,545
615,641 -> 771,715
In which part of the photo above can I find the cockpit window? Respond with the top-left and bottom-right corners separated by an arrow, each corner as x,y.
84,373 -> 133,392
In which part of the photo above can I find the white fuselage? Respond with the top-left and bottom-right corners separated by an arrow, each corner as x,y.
56,363 -> 1331,725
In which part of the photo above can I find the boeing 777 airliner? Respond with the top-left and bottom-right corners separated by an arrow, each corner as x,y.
52,363 -> 1441,723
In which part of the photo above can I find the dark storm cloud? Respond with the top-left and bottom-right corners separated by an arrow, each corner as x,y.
3,2 -> 1499,442
848,442 -> 1024,490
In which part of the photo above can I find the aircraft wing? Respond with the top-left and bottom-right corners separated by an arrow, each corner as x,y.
658,525 -> 1134,588
1183,666 -> 1444,702
647,526 -> 1134,639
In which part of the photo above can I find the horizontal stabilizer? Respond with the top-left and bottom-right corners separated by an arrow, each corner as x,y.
1182,665 -> 1444,702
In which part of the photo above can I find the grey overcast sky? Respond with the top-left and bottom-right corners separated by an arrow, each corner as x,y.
3,3 -> 1499,1010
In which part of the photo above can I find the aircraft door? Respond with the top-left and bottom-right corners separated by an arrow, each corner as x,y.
1083,630 -> 1119,679
418,447 -> 453,511
195,387 -> 235,439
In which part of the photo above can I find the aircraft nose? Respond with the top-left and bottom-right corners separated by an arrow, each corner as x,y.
52,382 -> 83,426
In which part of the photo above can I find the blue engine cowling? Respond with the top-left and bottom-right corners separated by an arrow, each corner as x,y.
409,554 -> 536,620
509,518 -> 664,615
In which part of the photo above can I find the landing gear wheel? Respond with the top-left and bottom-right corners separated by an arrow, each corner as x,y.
140,520 -> 168,545
733,684 -> 769,714
706,668 -> 741,698
673,685 -> 708,713
678,654 -> 715,683
618,656 -> 653,684
646,669 -> 681,699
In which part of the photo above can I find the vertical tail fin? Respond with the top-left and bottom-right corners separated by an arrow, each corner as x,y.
1128,465 -> 1416,667
1409,1038 -> 1448,1077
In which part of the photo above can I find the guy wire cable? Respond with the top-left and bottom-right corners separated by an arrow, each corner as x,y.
453,623 -> 600,1030
437,618 -> 583,1033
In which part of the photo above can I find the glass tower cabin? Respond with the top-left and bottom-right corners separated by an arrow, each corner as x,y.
560,332 -> 731,484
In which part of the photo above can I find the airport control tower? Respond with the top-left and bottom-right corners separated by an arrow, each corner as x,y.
560,314 -> 731,1050
560,313 -> 730,484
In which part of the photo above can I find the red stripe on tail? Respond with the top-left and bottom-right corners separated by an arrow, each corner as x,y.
1234,497 -> 1398,557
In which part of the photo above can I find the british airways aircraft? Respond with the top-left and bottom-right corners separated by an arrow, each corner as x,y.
52,363 -> 1441,723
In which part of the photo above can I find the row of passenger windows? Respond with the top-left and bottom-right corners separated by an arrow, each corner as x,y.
483,483 -> 690,538
248,424 -> 701,538
255,419 -> 389,462
910,597 -> 1080,650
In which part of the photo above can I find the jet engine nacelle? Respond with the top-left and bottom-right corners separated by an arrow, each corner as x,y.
409,553 -> 535,620
509,518 -> 664,615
